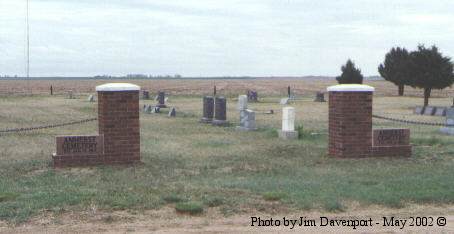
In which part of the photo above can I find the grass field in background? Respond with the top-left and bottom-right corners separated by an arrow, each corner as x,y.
0,93 -> 453,224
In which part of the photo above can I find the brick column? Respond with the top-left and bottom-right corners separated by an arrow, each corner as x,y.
96,83 -> 141,164
328,84 -> 374,157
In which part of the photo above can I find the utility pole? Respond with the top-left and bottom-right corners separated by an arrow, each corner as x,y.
26,0 -> 29,79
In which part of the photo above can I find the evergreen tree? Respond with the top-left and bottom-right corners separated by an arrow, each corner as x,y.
336,59 -> 363,84
378,47 -> 411,96
408,45 -> 454,106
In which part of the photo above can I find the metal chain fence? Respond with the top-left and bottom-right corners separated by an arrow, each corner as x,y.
0,117 -> 97,134
372,114 -> 452,127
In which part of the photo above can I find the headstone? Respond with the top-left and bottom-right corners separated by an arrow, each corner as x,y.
142,90 -> 150,99
434,107 -> 447,116
157,91 -> 167,108
247,90 -> 258,102
200,96 -> 215,123
212,96 -> 229,126
327,84 -> 411,157
265,109 -> 274,114
280,98 -> 289,105
287,86 -> 291,98
314,92 -> 326,102
152,106 -> 160,113
414,106 -> 425,115
68,90 -> 74,99
168,107 -> 176,117
237,95 -> 248,110
278,107 -> 298,139
440,108 -> 454,135
143,105 -> 152,114
88,94 -> 95,102
423,106 -> 436,115
165,97 -> 169,103
50,85 -> 53,95
213,85 -> 217,96
236,109 -> 257,131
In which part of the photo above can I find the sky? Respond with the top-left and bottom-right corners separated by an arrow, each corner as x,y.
0,0 -> 454,77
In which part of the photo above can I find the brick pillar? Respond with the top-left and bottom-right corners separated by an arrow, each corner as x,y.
328,84 -> 374,157
96,83 -> 141,164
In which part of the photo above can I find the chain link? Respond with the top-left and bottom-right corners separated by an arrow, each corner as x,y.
372,114 -> 453,127
0,118 -> 97,134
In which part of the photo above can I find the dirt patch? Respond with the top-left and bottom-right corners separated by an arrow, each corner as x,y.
1,204 -> 453,233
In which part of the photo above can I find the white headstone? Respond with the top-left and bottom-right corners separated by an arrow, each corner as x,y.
88,94 -> 95,102
282,107 -> 295,132
237,95 -> 248,110
280,98 -> 289,105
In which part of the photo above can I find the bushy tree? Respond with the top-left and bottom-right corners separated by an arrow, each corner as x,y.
378,47 -> 411,96
336,59 -> 363,84
408,45 -> 454,106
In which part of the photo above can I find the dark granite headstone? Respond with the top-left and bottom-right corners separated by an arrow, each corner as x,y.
157,91 -> 166,108
314,92 -> 326,102
200,96 -> 214,123
212,96 -> 229,126
247,90 -> 258,102
142,90 -> 150,99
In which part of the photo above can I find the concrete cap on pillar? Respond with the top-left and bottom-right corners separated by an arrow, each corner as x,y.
327,84 -> 375,92
96,83 -> 140,92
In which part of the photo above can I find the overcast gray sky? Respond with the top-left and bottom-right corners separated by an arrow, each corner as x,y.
1,0 -> 453,77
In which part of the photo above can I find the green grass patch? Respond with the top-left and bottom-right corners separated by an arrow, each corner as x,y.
162,194 -> 187,203
175,202 -> 204,215
262,192 -> 286,201
0,192 -> 19,202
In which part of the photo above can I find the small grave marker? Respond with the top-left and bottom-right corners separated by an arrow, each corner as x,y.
423,106 -> 436,115
434,107 -> 447,116
168,107 -> 176,117
440,108 -> 454,135
280,98 -> 289,105
414,106 -> 425,115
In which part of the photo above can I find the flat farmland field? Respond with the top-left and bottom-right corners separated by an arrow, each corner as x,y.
1,78 -> 454,98
0,79 -> 454,233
